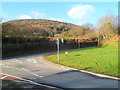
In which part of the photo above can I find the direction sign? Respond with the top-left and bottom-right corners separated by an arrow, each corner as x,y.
56,40 -> 60,45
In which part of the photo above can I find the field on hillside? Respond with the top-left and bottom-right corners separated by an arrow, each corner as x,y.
45,42 -> 119,76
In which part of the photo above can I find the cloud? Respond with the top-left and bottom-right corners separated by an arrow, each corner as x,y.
31,10 -> 45,18
0,13 -> 8,22
50,18 -> 62,22
67,5 -> 95,24
18,15 -> 32,19
18,11 -> 45,20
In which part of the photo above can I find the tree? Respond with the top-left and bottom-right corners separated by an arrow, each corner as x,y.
0,18 -> 3,37
84,30 -> 98,41
60,31 -> 69,39
68,26 -> 85,38
82,23 -> 94,30
98,15 -> 117,40
117,16 -> 120,34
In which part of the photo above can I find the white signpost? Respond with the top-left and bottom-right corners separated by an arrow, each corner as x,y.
61,38 -> 64,43
56,38 -> 60,62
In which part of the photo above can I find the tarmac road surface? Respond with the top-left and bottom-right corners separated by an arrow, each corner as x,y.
0,52 -> 119,89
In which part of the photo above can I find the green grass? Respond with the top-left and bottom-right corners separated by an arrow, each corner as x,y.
45,42 -> 119,76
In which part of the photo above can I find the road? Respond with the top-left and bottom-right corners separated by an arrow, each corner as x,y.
0,52 -> 119,89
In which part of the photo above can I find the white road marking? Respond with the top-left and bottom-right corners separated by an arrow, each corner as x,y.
1,75 -> 8,79
2,65 -> 11,68
21,68 -> 29,72
17,60 -> 22,64
33,59 -> 37,63
2,66 -> 43,78
1,65 -> 24,71
31,73 -> 43,77
21,68 -> 43,78
27,59 -> 37,64
2,59 -> 22,64
14,59 -> 22,64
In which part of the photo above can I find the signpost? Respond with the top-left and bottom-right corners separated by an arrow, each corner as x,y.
56,38 -> 60,62
61,38 -> 64,43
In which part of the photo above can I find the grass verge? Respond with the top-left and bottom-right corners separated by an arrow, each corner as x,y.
45,42 -> 119,76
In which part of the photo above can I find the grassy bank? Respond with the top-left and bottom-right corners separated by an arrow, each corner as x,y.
45,42 -> 118,76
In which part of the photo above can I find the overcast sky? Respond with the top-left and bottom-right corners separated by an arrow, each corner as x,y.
1,2 -> 118,26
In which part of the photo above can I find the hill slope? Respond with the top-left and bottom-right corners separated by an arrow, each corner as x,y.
2,19 -> 85,37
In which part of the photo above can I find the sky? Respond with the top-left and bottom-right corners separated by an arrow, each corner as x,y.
1,2 -> 118,26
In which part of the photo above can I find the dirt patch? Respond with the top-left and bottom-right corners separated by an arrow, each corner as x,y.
100,35 -> 119,45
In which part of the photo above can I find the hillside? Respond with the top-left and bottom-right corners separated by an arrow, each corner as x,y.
2,19 -> 86,38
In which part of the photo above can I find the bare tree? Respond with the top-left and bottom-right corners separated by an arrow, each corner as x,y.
82,23 -> 94,30
98,15 -> 117,40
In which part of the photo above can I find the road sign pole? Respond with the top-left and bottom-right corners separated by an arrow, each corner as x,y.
56,38 -> 60,62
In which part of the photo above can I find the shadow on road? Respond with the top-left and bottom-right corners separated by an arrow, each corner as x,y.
34,70 -> 119,89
